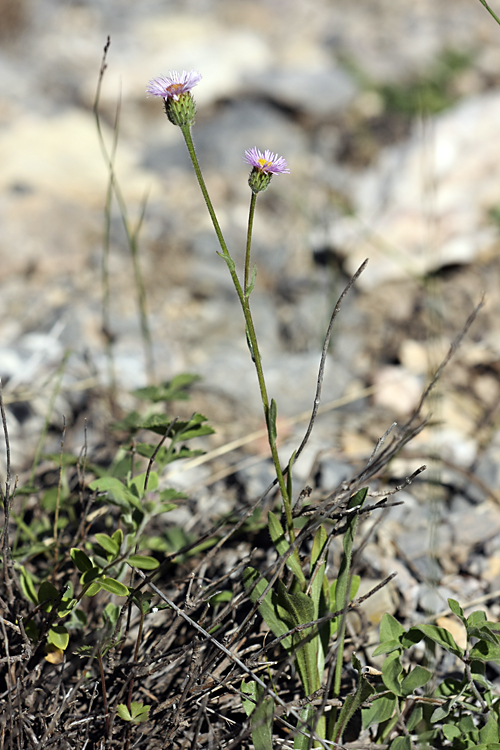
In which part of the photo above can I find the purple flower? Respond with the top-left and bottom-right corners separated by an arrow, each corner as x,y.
243,148 -> 290,175
146,70 -> 202,101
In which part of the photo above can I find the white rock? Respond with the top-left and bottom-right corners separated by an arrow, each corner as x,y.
0,109 -> 161,205
373,365 -> 423,415
322,92 -> 500,287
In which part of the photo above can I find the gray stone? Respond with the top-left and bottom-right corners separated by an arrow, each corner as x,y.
418,582 -> 455,614
320,92 -> 500,288
248,67 -> 359,117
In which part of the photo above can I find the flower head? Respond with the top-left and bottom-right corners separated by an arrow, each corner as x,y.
244,148 -> 290,193
147,70 -> 201,128
243,148 -> 290,176
146,70 -> 202,101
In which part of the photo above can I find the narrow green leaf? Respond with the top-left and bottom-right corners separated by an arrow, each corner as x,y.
246,264 -> 258,296
220,252 -> 236,275
311,526 -> 327,571
100,578 -> 129,596
38,581 -> 59,611
293,704 -> 316,750
126,555 -> 160,570
286,451 -> 295,512
243,567 -> 292,647
348,487 -> 368,509
372,638 -> 402,657
268,512 -> 305,584
57,598 -> 77,617
71,547 -> 93,573
409,623 -> 464,659
94,533 -> 119,557
448,598 -> 466,626
277,582 -> 319,696
19,567 -> 38,604
310,560 -> 326,621
333,653 -> 374,741
335,488 -> 368,614
245,325 -> 256,361
112,528 -> 123,548
241,680 -> 274,750
268,399 -> 278,444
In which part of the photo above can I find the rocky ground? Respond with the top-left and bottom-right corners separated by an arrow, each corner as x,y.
2,0 -> 500,730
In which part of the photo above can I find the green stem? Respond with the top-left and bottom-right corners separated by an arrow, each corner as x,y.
478,0 -> 500,25
244,192 -> 257,293
93,47 -> 155,384
180,125 -> 295,540
127,610 -> 145,710
180,125 -> 230,257
98,648 -> 110,737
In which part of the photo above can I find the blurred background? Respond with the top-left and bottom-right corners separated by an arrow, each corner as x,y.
2,0 -> 500,561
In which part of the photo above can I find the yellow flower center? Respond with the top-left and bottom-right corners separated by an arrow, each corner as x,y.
167,83 -> 184,96
257,158 -> 272,170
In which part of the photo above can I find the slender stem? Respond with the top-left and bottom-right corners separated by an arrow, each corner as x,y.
94,39 -> 155,383
97,649 -> 110,737
180,125 -> 230,257
0,380 -> 14,605
478,0 -> 500,25
245,193 -> 257,293
52,417 -> 66,573
180,125 -> 295,538
127,610 -> 145,710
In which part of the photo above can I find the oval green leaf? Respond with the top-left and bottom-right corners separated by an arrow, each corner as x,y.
100,577 -> 129,596
84,580 -> 102,597
126,555 -> 160,570
71,548 -> 93,573
94,533 -> 119,557
48,625 -> 69,650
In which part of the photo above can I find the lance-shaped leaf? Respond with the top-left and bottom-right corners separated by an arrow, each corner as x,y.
268,511 -> 305,585
241,680 -> 273,750
332,653 -> 375,742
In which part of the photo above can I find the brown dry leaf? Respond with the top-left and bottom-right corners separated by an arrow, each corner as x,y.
44,645 -> 64,665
